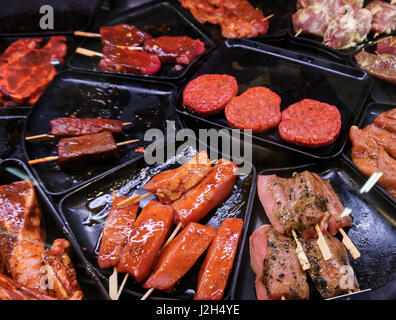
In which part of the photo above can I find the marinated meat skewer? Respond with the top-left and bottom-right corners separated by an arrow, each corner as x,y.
376,36 -> 396,55
250,225 -> 310,300
26,117 -> 132,141
366,1 -> 396,36
28,131 -> 140,167
117,151 -> 212,207
301,232 -> 360,299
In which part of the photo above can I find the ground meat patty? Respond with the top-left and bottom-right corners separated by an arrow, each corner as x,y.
183,74 -> 238,115
225,87 -> 281,132
278,99 -> 341,148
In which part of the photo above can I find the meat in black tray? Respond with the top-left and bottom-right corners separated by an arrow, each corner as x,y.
68,1 -> 215,82
0,158 -> 109,300
23,70 -> 181,196
176,38 -> 371,159
232,158 -> 396,300
58,143 -> 256,300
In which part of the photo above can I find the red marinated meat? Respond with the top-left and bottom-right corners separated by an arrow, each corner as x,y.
376,36 -> 396,55
50,117 -> 125,138
100,24 -> 151,47
143,222 -> 217,291
183,74 -> 238,115
374,108 -> 396,133
293,6 -> 332,37
194,218 -> 243,300
249,225 -> 309,300
0,36 -> 67,107
172,158 -> 237,228
117,200 -> 174,283
301,232 -> 359,299
225,87 -> 281,133
42,239 -> 83,300
366,1 -> 396,35
99,45 -> 161,75
97,196 -> 139,269
57,131 -> 119,168
354,51 -> 396,85
363,123 -> 396,159
0,273 -> 55,300
144,151 -> 212,204
0,38 -> 42,66
143,36 -> 205,65
279,99 -> 342,148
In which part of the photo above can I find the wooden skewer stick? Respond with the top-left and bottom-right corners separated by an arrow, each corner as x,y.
25,122 -> 133,142
263,13 -> 274,22
295,29 -> 303,37
338,228 -> 361,260
315,224 -> 332,261
109,266 -> 118,300
74,30 -> 101,38
281,296 -> 286,300
28,139 -> 140,165
117,192 -> 152,207
291,229 -> 310,271
76,47 -> 103,57
360,172 -> 383,194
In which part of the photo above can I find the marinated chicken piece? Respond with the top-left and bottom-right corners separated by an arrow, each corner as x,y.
366,1 -> 396,35
350,125 -> 396,198
0,180 -> 45,292
376,36 -> 396,55
293,5 -> 332,37
42,239 -> 83,300
100,24 -> 151,47
249,225 -> 309,300
301,232 -> 359,299
323,7 -> 372,49
363,123 -> 396,159
354,51 -> 396,85
0,273 -> 54,300
374,108 -> 396,134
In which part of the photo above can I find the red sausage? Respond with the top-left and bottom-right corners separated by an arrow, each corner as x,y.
143,222 -> 217,291
194,218 -> 243,300
172,158 -> 238,228
117,200 -> 174,283
97,196 -> 139,269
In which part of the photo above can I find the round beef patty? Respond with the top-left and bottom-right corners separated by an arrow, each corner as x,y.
225,86 -> 281,132
183,74 -> 238,115
278,99 -> 342,148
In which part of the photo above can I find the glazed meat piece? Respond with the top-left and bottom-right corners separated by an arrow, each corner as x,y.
376,36 -> 396,55
117,200 -> 174,283
172,158 -> 237,228
0,274 -> 54,300
195,218 -> 243,300
366,1 -> 396,35
97,196 -> 139,269
323,7 -> 372,49
42,239 -> 83,300
57,131 -> 119,168
363,123 -> 396,159
100,24 -> 151,47
374,108 -> 396,134
0,38 -> 42,66
50,117 -> 125,138
144,151 -> 212,204
143,36 -> 205,65
350,125 -> 396,199
178,0 -> 269,38
301,232 -> 359,299
0,36 -> 67,107
249,225 -> 309,300
99,45 -> 161,75
143,222 -> 217,291
0,180 -> 45,292
354,51 -> 396,85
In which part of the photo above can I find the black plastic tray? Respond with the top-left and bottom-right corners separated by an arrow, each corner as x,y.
349,40 -> 396,104
0,0 -> 103,36
343,101 -> 396,208
232,157 -> 396,300
0,158 -> 109,300
23,70 -> 181,196
287,0 -> 396,59
58,142 -> 256,300
68,1 -> 216,82
176,38 -> 371,159
0,34 -> 79,108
